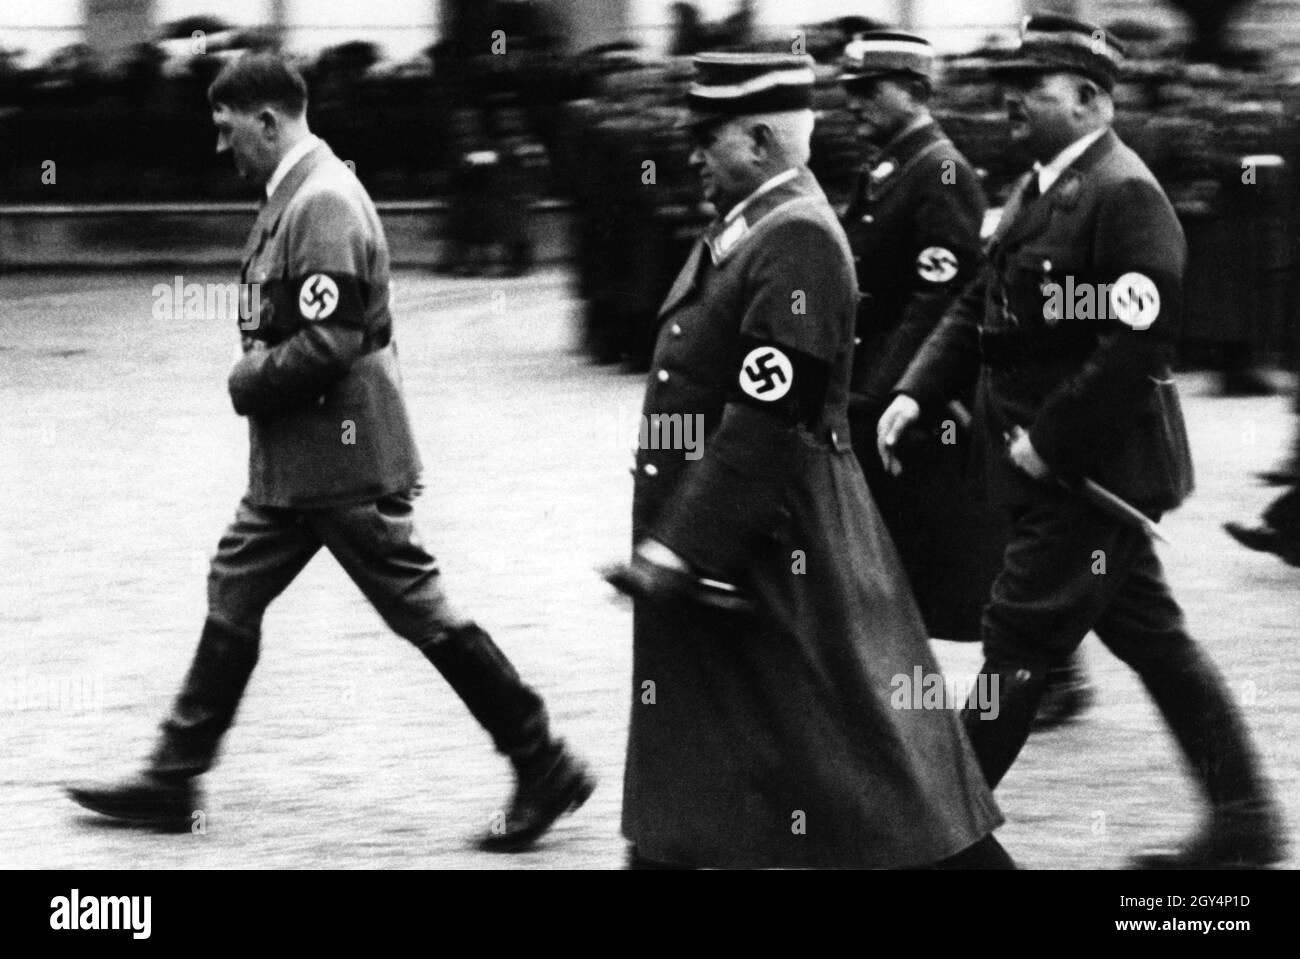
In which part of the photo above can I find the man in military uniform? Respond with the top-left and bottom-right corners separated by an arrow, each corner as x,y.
838,30 -> 1092,723
611,53 -> 1009,869
878,15 -> 1284,868
66,54 -> 594,850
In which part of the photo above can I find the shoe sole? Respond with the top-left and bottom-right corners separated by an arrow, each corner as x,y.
66,787 -> 195,830
478,768 -> 597,853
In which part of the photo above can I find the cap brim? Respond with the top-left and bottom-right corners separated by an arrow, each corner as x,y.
987,57 -> 1052,78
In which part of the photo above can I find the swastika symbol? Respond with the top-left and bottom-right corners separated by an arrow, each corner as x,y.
299,274 -> 339,320
740,346 -> 793,401
1109,272 -> 1160,330
917,246 -> 958,283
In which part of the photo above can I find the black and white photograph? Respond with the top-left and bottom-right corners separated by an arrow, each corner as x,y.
2,0 -> 1297,913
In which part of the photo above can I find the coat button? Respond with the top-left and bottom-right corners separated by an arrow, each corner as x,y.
657,369 -> 670,383
671,324 -> 683,337
643,463 -> 658,476
862,214 -> 874,223
854,336 -> 862,346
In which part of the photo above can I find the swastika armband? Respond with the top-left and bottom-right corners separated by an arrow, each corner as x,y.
1108,272 -> 1161,330
915,245 -> 959,284
292,271 -> 366,330
730,336 -> 830,423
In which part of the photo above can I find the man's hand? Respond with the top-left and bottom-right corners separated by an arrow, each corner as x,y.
1006,425 -> 1051,481
876,394 -> 921,476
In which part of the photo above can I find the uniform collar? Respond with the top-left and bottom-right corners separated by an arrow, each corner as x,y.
722,167 -> 800,226
879,113 -> 936,160
704,167 -> 819,265
1034,126 -> 1106,195
266,134 -> 321,199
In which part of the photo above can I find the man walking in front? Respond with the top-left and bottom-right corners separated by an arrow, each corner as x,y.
66,53 -> 594,850
878,14 -> 1284,868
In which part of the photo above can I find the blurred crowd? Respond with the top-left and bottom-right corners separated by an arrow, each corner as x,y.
1,4 -> 1299,379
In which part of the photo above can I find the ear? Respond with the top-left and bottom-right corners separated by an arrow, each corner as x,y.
748,121 -> 776,161
1076,81 -> 1100,114
257,108 -> 279,137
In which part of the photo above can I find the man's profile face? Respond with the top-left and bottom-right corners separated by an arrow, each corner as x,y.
212,103 -> 278,185
1002,71 -> 1085,161
688,118 -> 763,214
845,77 -> 912,145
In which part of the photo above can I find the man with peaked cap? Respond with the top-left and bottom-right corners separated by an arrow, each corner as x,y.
840,30 -> 1095,727
65,52 -> 594,850
878,13 -> 1285,868
610,52 -> 1009,869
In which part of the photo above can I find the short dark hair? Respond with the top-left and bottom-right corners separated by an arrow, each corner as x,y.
208,53 -> 308,115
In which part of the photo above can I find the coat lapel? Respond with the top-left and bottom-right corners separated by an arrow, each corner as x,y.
240,141 -> 337,279
865,121 -> 947,202
997,129 -> 1117,248
658,169 -> 822,319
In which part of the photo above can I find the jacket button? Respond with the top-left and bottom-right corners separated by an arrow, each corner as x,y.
671,324 -> 683,337
862,214 -> 874,223
657,369 -> 670,383
643,463 -> 658,476
854,336 -> 862,346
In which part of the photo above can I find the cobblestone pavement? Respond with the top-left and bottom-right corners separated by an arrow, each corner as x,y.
1,267 -> 1297,870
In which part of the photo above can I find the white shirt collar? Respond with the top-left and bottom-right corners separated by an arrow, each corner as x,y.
266,134 -> 321,199
1035,127 -> 1106,195
723,167 -> 799,225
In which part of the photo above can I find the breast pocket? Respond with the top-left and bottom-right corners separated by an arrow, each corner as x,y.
1007,246 -> 1088,331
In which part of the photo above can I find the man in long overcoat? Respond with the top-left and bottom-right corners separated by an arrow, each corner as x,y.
615,52 -> 1007,870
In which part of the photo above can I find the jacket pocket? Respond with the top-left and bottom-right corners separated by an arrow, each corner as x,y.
1091,376 -> 1194,512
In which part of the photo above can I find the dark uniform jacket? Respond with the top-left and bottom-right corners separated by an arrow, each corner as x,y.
623,167 -> 1000,869
228,140 -> 422,508
897,129 -> 1194,513
841,119 -> 999,640
843,118 -> 985,422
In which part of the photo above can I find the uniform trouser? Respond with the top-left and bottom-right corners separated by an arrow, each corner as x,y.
148,490 -> 550,779
962,491 -> 1272,808
1262,484 -> 1300,536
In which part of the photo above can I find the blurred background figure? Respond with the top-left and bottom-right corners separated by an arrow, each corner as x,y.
1,0 -> 1299,411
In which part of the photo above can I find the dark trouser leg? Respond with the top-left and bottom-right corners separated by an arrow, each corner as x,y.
314,492 -> 551,763
150,498 -> 320,779
1093,540 -> 1273,810
1262,485 -> 1300,536
626,845 -> 694,870
962,495 -> 1130,788
927,834 -> 1017,870
962,662 -> 1051,789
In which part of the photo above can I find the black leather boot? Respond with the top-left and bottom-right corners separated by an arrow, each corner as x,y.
1129,645 -> 1285,868
416,623 -> 595,851
961,661 -> 1051,789
1033,648 -> 1095,730
66,617 -> 259,829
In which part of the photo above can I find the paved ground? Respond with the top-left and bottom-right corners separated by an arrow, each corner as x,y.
1,267 -> 1297,870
